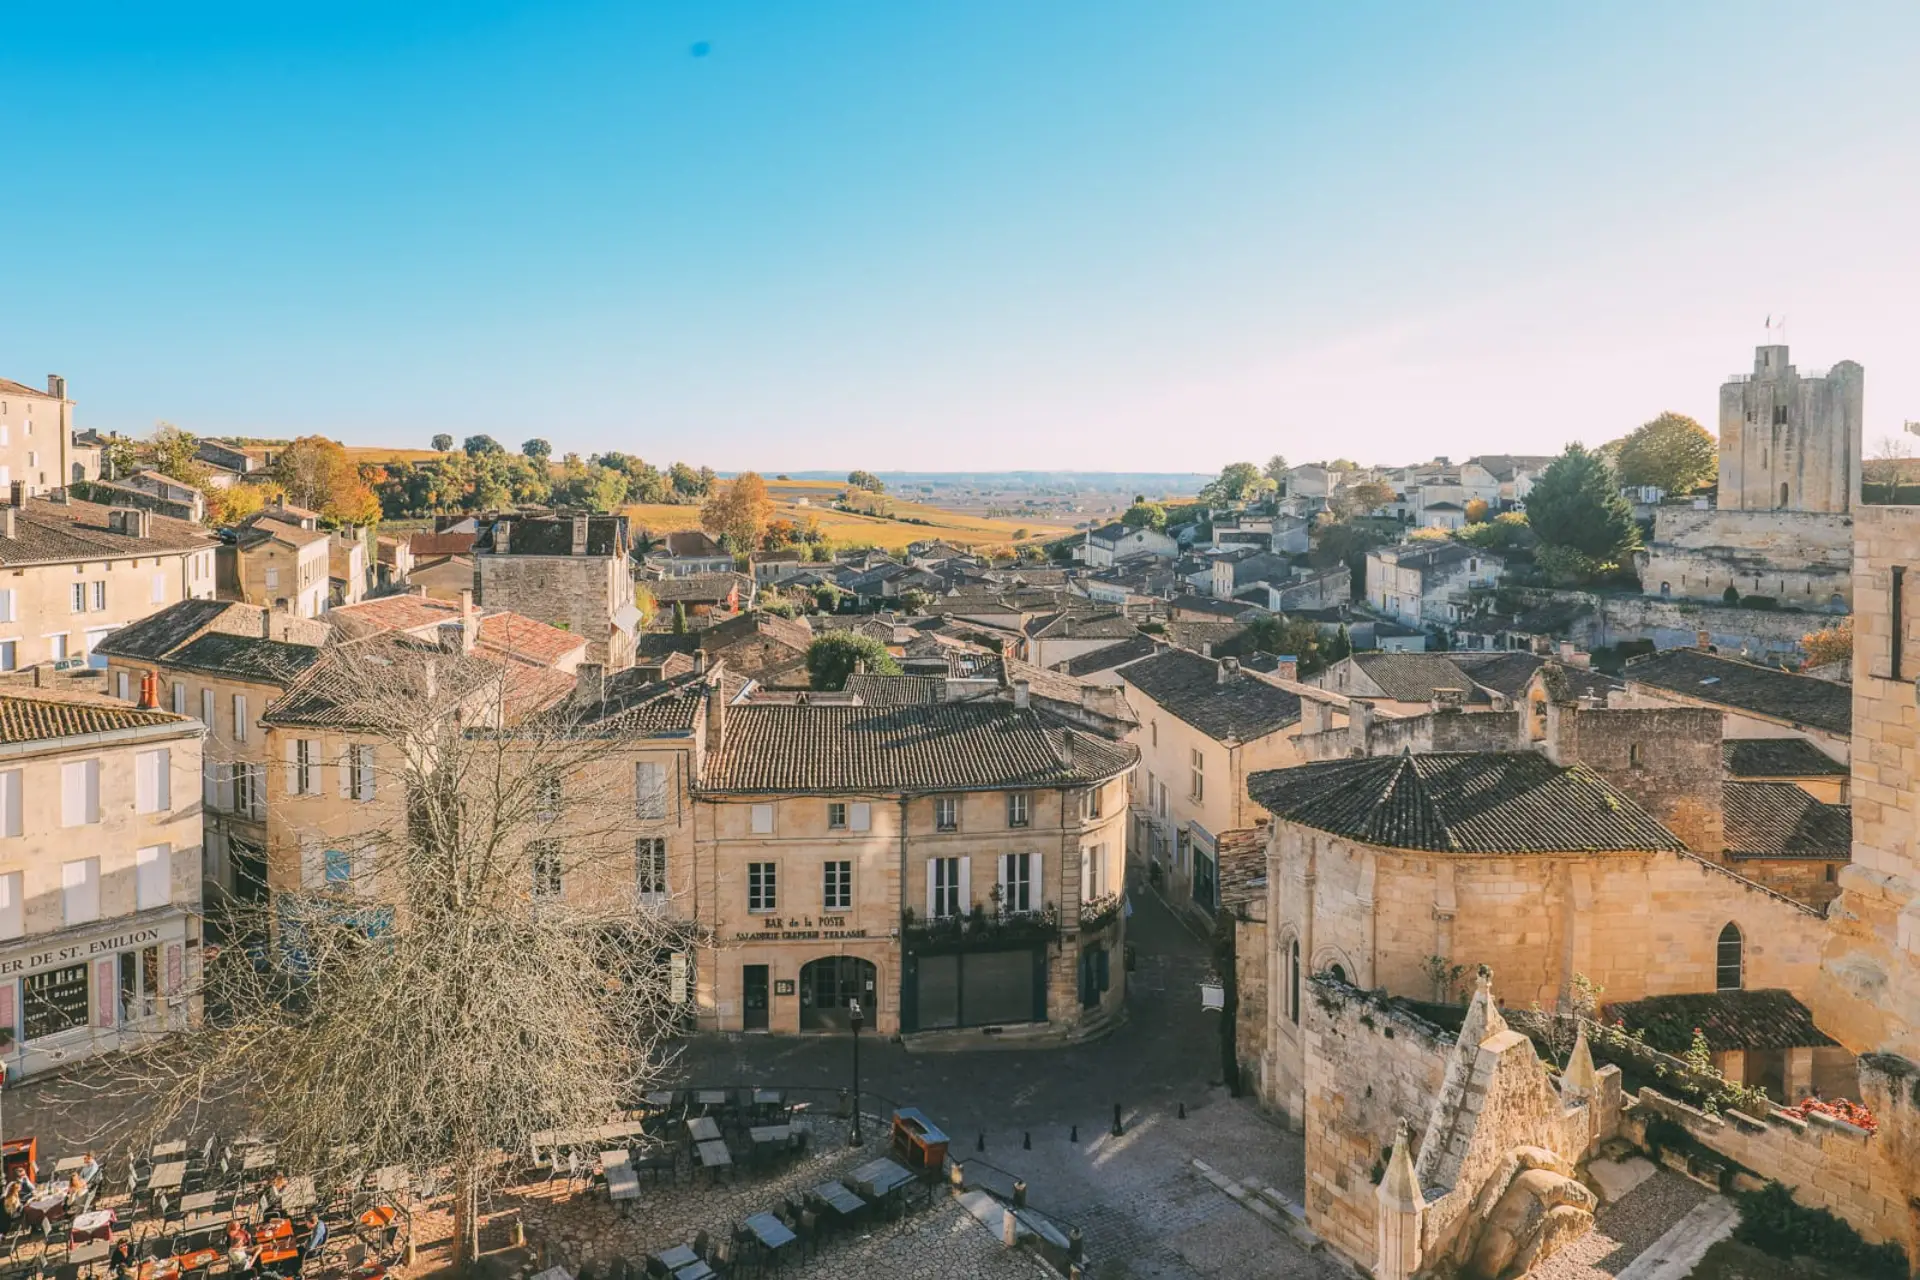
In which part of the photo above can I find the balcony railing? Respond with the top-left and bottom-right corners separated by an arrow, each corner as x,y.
1078,892 -> 1123,934
902,903 -> 1060,950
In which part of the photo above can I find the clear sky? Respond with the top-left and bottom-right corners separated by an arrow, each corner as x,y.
4,2 -> 1918,472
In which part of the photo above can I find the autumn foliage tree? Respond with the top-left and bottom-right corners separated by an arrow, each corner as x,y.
271,436 -> 382,525
1801,617 -> 1852,669
1611,412 -> 1718,495
701,471 -> 773,551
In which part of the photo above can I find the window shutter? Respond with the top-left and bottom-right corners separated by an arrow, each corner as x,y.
926,858 -> 938,918
751,804 -> 774,835
958,855 -> 971,908
61,761 -> 84,826
0,589 -> 12,623
233,695 -> 247,742
0,770 -> 17,838
850,802 -> 870,832
166,944 -> 183,999
95,959 -> 116,1027
1081,847 -> 1092,904
135,750 -> 155,813
285,738 -> 301,793
116,670 -> 130,701
996,853 -> 1009,904
356,747 -> 375,801
0,980 -> 13,1040
171,682 -> 186,714
201,689 -> 214,727
1032,851 -> 1043,909
300,841 -> 324,890
0,873 -> 19,941
202,759 -> 218,809
338,749 -> 353,798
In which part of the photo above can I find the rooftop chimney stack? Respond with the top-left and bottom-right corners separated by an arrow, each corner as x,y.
574,662 -> 605,700
705,665 -> 727,753
571,515 -> 589,556
693,650 -> 709,676
138,670 -> 160,710
1013,679 -> 1031,709
1273,655 -> 1299,682
1696,629 -> 1712,650
46,375 -> 65,400
1218,657 -> 1239,684
459,589 -> 475,620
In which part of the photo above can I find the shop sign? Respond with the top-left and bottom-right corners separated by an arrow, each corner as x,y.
732,915 -> 869,943
0,926 -> 165,978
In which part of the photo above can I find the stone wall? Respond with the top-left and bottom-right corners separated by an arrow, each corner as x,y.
479,553 -> 633,668
1295,707 -> 1523,763
1234,908 -> 1268,1093
1542,702 -> 1726,853
1585,590 -> 1836,662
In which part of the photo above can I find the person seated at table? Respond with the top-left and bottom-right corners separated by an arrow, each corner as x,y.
0,1180 -> 20,1231
108,1236 -> 134,1280
13,1167 -> 35,1199
77,1153 -> 102,1186
258,1174 -> 290,1218
226,1221 -> 253,1252
62,1172 -> 89,1212
297,1214 -> 328,1265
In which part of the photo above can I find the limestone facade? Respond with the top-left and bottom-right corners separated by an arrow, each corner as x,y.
0,375 -> 72,494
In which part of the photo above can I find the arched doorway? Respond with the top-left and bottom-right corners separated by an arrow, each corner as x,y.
800,955 -> 876,1031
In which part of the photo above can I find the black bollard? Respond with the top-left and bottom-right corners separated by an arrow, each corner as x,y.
1013,1180 -> 1027,1209
1068,1227 -> 1084,1262
976,1130 -> 985,1152
1112,1103 -> 1124,1137
1023,1131 -> 1031,1150
1178,1101 -> 1187,1119
1069,1124 -> 1079,1143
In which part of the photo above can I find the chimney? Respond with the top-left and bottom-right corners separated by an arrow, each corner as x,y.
0,509 -> 12,539
693,649 -> 709,675
1558,640 -> 1576,663
496,520 -> 512,555
705,671 -> 727,753
138,670 -> 160,710
1431,687 -> 1466,712
1218,657 -> 1239,684
1696,629 -> 1712,650
46,375 -> 65,400
459,589 -> 474,620
571,515 -> 589,556
1013,679 -> 1031,709
32,664 -> 46,688
1273,655 -> 1299,682
1348,699 -> 1374,755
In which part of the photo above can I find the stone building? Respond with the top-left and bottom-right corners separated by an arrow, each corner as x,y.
1620,645 -> 1850,764
1364,542 -> 1501,629
0,374 -> 74,494
224,506 -> 331,618
0,489 -> 219,672
475,513 -> 639,669
0,680 -> 205,1079
1643,344 -> 1860,607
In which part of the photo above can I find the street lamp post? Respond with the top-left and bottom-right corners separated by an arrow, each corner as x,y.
848,997 -> 865,1148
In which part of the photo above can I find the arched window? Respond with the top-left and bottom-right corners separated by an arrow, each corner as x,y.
1660,581 -> 1671,597
1328,963 -> 1348,985
1288,939 -> 1301,1025
1716,923 -> 1743,991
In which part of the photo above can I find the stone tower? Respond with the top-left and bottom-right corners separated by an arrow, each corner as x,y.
1717,345 -> 1862,513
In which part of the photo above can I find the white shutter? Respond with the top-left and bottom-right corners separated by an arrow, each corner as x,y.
135,844 -> 170,910
62,858 -> 99,925
233,694 -> 248,742
136,748 -> 168,814
850,802 -> 871,832
996,853 -> 1009,906
958,854 -> 971,909
926,857 -> 937,919
0,589 -> 11,624
355,746 -> 375,801
151,572 -> 165,604
338,749 -> 353,798
0,872 -> 20,940
285,738 -> 301,793
0,770 -> 18,838
299,841 -> 324,891
1032,851 -> 1043,911
116,670 -> 129,701
171,682 -> 186,714
201,689 -> 214,727
751,803 -> 774,835
62,760 -> 98,826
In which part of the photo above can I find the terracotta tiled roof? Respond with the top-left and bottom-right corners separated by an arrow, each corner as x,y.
235,516 -> 329,550
477,613 -> 586,668
1721,737 -> 1849,779
1604,989 -> 1837,1054
701,703 -> 1137,795
263,636 -> 560,728
328,596 -> 582,668
0,691 -> 193,744
0,378 -> 56,399
1247,752 -> 1687,854
1121,648 -> 1300,743
1626,648 -> 1850,737
1722,782 -> 1852,860
0,497 -> 216,566
539,668 -> 707,736
409,530 -> 476,557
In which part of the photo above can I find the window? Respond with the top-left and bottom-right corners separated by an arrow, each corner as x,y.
822,860 -> 852,910
0,872 -> 19,939
1779,482 -> 1790,508
1006,792 -> 1030,828
1628,743 -> 1643,768
636,837 -> 667,898
171,682 -> 186,714
116,670 -> 130,701
23,964 -> 88,1042
999,851 -> 1034,914
290,738 -> 318,795
345,745 -> 375,801
929,856 -> 963,919
62,857 -> 100,925
849,801 -> 871,832
0,769 -> 17,837
91,581 -> 105,611
1081,843 -> 1107,901
119,946 -> 161,1021
1082,786 -> 1103,820
233,764 -> 264,820
747,861 -> 777,912
48,632 -> 70,663
1773,404 -> 1788,426
150,573 -> 165,604
135,748 -> 171,813
135,844 -> 171,909
71,583 -> 85,614
635,761 -> 668,819
1150,720 -> 1158,747
827,802 -> 848,830
265,567 -> 280,591
534,771 -> 561,818
1190,748 -> 1205,801
232,694 -> 248,742
530,842 -> 562,899
201,688 -> 214,728
751,803 -> 775,835
1288,939 -> 1302,1024
1716,923 -> 1744,991
0,589 -> 15,624
61,759 -> 101,826
934,797 -> 958,831
0,641 -> 13,672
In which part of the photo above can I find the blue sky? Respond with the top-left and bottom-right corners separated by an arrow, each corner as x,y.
4,2 -> 1917,472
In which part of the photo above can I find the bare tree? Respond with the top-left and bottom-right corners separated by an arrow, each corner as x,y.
117,637 -> 695,1268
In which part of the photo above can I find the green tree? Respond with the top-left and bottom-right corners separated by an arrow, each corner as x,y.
668,462 -> 705,500
806,632 -> 901,690
522,438 -> 552,462
1612,412 -> 1717,495
811,582 -> 842,611
1243,615 -> 1333,676
1202,462 -> 1267,504
1331,480 -> 1395,520
101,433 -> 140,481
1264,455 -> 1289,485
1121,501 -> 1167,530
898,589 -> 932,615
671,602 -> 688,635
1525,444 -> 1639,568
846,470 -> 886,493
463,434 -> 504,457
431,434 -> 453,452
148,423 -> 210,489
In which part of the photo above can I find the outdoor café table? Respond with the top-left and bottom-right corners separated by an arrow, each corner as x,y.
69,1209 -> 117,1243
149,1162 -> 188,1192
179,1192 -> 221,1214
68,1239 -> 110,1278
810,1181 -> 865,1219
693,1090 -> 726,1110
643,1091 -> 674,1110
171,1245 -> 221,1274
138,1258 -> 182,1280
591,1121 -> 646,1145
151,1140 -> 188,1161
25,1193 -> 66,1225
652,1245 -> 699,1273
694,1141 -> 730,1183
685,1117 -> 721,1144
527,1268 -> 571,1280
673,1263 -> 714,1280
179,1212 -> 230,1234
258,1246 -> 300,1277
358,1205 -> 398,1231
848,1156 -> 914,1201
744,1212 -> 796,1253
241,1147 -> 278,1173
256,1219 -> 293,1245
54,1155 -> 90,1176
600,1151 -> 638,1203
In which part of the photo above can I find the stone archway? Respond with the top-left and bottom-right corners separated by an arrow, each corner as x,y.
799,955 -> 876,1031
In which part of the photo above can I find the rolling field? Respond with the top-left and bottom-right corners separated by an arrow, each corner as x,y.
623,489 -> 1071,552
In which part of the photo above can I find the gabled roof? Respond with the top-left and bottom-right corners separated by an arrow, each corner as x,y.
1626,648 -> 1850,737
664,530 -> 727,558
167,633 -> 324,684
93,599 -> 328,683
845,674 -> 945,706
1023,610 -> 1136,641
0,690 -> 196,745
235,516 -> 329,550
1349,653 -> 1493,704
1604,989 -> 1836,1054
0,378 -> 57,400
1055,633 -> 1161,677
1722,781 -> 1852,860
1247,752 -> 1686,854
1163,619 -> 1251,657
537,667 -> 708,737
701,703 -> 1137,794
0,497 -> 216,566
646,572 -> 751,603
1120,648 -> 1301,743
1721,737 -> 1849,779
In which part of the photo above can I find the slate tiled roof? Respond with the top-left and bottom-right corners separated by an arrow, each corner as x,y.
234,515 -> 330,550
1120,648 -> 1301,743
0,497 -> 217,566
92,599 -> 238,661
0,691 -> 193,744
701,703 -> 1137,794
1216,827 -> 1269,910
1626,648 -> 1851,736
1350,653 -> 1493,704
1722,782 -> 1852,860
1604,989 -> 1837,1054
1056,634 -> 1160,677
1163,619 -> 1250,657
647,572 -> 751,603
1722,738 -> 1848,779
1169,594 -> 1253,619
167,633 -> 324,684
1450,652 -> 1548,698
93,600 -> 328,681
664,530 -> 726,558
1024,610 -> 1136,641
845,674 -> 945,706
1246,752 -> 1687,854
263,637 -> 534,728
538,668 -> 707,736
